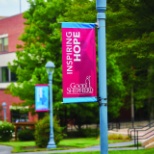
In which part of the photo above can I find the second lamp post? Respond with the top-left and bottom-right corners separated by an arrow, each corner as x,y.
45,61 -> 56,149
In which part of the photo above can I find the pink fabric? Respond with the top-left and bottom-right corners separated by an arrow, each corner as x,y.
62,27 -> 97,101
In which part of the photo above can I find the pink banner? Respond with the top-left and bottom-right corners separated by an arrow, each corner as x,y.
62,22 -> 97,103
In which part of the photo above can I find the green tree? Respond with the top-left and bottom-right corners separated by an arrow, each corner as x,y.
61,0 -> 126,121
107,0 -> 154,121
8,0 -> 70,106
8,0 -> 127,129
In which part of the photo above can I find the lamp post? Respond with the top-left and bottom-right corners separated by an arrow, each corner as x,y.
45,61 -> 56,149
2,102 -> 7,121
96,0 -> 108,154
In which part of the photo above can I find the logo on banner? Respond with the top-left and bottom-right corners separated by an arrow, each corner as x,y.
67,76 -> 93,94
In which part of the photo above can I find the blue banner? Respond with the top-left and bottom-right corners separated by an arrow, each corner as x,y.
35,84 -> 49,112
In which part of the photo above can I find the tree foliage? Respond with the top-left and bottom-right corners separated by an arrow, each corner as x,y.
8,0 -> 154,125
62,0 -> 126,120
8,0 -> 71,107
107,0 -> 154,120
8,0 -> 128,126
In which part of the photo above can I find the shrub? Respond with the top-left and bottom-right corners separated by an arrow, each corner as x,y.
18,129 -> 34,141
0,121 -> 14,141
35,115 -> 65,148
108,133 -> 130,140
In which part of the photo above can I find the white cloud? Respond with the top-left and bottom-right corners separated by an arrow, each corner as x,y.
0,0 -> 30,16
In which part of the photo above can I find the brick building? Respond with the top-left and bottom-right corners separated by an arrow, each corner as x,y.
0,14 -> 37,122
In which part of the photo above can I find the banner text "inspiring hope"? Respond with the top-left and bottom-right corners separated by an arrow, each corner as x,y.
65,31 -> 81,75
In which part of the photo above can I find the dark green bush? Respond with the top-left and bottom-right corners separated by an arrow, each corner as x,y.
35,115 -> 65,148
80,128 -> 99,137
18,129 -> 34,141
0,121 -> 14,141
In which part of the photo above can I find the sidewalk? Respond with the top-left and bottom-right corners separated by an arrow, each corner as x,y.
0,140 -> 143,154
0,145 -> 12,154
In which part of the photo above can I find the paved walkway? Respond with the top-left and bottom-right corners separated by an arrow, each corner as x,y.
0,141 -> 143,154
0,145 -> 12,154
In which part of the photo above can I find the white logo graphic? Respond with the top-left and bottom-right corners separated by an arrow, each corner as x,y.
67,76 -> 93,94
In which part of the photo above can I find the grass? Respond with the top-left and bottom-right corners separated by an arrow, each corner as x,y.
59,137 -> 100,148
0,137 -> 130,153
0,138 -> 100,152
0,136 -> 150,154
0,141 -> 37,152
51,148 -> 154,154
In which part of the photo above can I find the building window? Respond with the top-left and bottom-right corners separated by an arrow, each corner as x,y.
2,67 -> 9,82
10,106 -> 29,122
0,37 -> 8,52
11,110 -> 28,122
0,67 -> 17,83
11,72 -> 17,82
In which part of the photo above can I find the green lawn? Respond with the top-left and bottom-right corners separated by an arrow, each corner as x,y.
59,137 -> 100,148
0,137 -> 152,154
0,138 -> 100,152
53,149 -> 154,154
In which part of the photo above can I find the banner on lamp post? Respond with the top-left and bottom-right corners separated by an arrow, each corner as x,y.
35,84 -> 49,112
62,22 -> 97,103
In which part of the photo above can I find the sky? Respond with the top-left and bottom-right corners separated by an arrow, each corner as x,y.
0,0 -> 30,16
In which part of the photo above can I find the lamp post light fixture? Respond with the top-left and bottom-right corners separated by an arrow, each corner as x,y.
2,102 -> 7,121
45,61 -> 56,149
